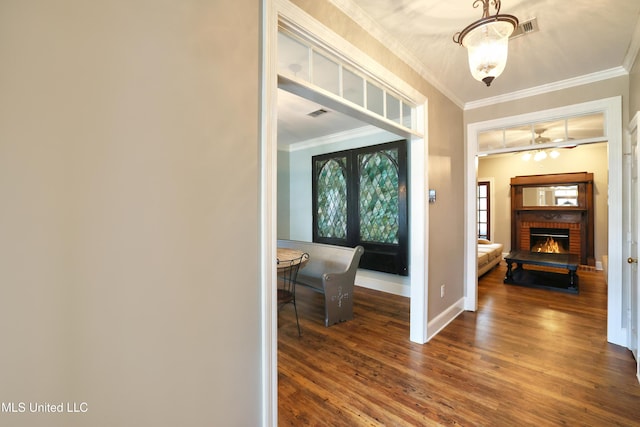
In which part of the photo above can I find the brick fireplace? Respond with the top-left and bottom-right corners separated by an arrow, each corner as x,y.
510,173 -> 594,266
519,217 -> 581,256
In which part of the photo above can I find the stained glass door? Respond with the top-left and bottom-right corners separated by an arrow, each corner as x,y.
312,141 -> 408,275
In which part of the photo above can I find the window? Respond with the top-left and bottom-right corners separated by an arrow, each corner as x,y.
277,30 -> 416,131
312,141 -> 408,275
477,113 -> 605,154
477,181 -> 490,240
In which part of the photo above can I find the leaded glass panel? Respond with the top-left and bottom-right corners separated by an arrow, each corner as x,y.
358,149 -> 399,244
312,140 -> 408,276
316,158 -> 347,239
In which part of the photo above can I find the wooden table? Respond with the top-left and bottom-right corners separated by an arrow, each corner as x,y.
504,250 -> 579,293
276,248 -> 308,271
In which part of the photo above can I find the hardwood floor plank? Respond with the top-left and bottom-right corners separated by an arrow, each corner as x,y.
278,264 -> 640,426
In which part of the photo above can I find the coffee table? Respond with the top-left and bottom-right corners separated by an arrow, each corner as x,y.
504,250 -> 579,293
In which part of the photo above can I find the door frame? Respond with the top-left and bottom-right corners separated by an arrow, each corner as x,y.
261,1 -> 429,424
628,111 -> 640,382
463,96 -> 625,346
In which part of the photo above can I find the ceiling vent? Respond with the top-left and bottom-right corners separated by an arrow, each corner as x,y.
510,17 -> 539,39
307,108 -> 329,118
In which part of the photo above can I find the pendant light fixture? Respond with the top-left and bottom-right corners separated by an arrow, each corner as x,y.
453,0 -> 519,87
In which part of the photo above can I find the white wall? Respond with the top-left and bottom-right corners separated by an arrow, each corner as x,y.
0,2 -> 262,426
278,150 -> 291,239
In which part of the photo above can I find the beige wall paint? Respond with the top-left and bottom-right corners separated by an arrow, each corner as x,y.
289,0 -> 466,320
426,97 -> 465,314
478,143 -> 609,265
0,1 -> 261,426
465,76 -> 629,127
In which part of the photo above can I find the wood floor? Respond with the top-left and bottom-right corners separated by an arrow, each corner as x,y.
278,264 -> 640,426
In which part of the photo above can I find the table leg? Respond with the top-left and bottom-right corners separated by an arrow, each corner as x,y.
505,260 -> 513,282
569,269 -> 577,287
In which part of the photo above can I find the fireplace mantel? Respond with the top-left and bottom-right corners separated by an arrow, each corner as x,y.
510,172 -> 594,266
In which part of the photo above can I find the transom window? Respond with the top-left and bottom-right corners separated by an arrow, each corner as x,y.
477,113 -> 605,154
278,30 -> 415,131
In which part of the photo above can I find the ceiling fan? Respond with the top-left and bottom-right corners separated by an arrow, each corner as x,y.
533,128 -> 576,146
522,128 -> 564,161
533,128 -> 550,144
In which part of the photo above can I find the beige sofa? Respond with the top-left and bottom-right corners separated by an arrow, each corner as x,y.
478,239 -> 504,277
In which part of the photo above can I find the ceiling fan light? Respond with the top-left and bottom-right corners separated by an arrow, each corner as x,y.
522,152 -> 532,161
533,150 -> 547,161
549,150 -> 560,159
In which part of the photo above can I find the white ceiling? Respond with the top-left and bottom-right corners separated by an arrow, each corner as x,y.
278,0 -> 640,147
277,89 -> 372,146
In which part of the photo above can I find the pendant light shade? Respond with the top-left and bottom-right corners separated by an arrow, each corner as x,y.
453,1 -> 518,86
533,150 -> 547,162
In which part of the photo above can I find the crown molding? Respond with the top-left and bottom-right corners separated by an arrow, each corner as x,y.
623,13 -> 640,72
318,1 -> 636,114
464,67 -> 628,111
328,0 -> 464,109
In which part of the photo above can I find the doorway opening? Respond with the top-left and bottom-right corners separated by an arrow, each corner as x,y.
465,97 -> 624,347
264,6 -> 433,422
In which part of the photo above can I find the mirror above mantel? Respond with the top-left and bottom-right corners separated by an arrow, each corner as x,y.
522,185 -> 579,207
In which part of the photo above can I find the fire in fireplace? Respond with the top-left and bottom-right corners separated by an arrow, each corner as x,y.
530,228 -> 569,254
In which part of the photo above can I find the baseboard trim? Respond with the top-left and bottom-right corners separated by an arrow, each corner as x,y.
355,280 -> 409,297
426,298 -> 465,342
355,270 -> 410,297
